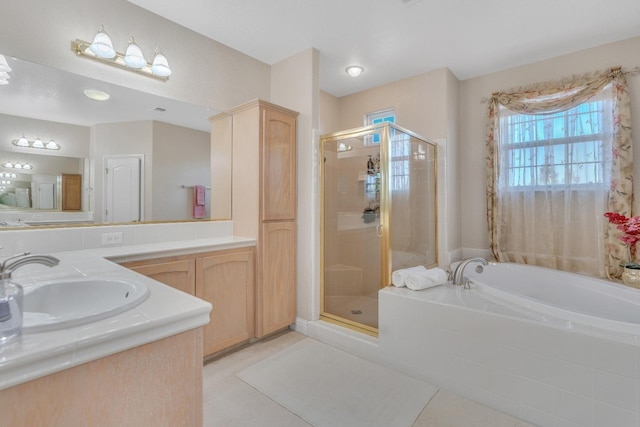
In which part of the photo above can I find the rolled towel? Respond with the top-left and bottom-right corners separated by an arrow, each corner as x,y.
406,267 -> 448,291
391,265 -> 428,287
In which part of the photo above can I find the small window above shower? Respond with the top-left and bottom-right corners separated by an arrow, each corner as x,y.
364,108 -> 395,145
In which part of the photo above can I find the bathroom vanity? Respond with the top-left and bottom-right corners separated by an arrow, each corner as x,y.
119,246 -> 256,357
0,232 -> 254,427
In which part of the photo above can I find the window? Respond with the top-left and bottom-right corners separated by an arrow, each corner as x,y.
365,109 -> 395,145
499,98 -> 610,190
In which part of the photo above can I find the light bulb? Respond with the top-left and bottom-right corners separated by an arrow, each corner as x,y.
46,139 -> 60,150
32,137 -> 45,149
151,48 -> 172,77
89,25 -> 116,59
124,37 -> 146,69
15,136 -> 29,147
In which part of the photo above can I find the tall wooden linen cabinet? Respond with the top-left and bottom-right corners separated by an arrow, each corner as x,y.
210,99 -> 298,338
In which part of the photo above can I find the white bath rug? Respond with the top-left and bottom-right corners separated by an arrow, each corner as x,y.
236,338 -> 437,427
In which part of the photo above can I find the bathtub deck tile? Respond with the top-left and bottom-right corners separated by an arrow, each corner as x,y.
553,389 -> 594,427
519,377 -> 556,415
593,401 -> 637,427
593,369 -> 637,412
550,330 -> 594,367
488,368 -> 521,401
593,339 -> 638,379
520,351 -> 555,386
519,405 -> 555,427
554,359 -> 594,398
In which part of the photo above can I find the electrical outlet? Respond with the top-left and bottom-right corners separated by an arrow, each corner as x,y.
101,232 -> 123,245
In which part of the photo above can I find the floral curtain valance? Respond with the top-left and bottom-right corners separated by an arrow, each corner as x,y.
490,67 -> 622,115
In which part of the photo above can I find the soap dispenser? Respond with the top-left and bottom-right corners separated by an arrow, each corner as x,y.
0,274 -> 23,343
0,252 -> 60,343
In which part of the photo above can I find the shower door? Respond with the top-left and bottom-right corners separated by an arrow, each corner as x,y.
320,123 -> 437,335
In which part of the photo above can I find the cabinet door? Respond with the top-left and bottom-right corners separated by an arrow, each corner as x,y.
61,173 -> 82,211
196,249 -> 255,357
126,259 -> 195,295
261,107 -> 296,221
257,221 -> 296,337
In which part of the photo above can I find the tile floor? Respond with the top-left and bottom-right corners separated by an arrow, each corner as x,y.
203,331 -> 537,427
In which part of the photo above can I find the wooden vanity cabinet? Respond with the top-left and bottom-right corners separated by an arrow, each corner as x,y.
120,247 -> 255,358
258,221 -> 296,336
211,99 -> 298,339
196,249 -> 254,355
125,258 -> 195,295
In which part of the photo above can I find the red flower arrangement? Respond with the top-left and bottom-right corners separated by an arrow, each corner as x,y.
604,212 -> 640,268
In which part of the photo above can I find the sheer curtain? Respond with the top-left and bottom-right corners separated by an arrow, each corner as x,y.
486,67 -> 633,279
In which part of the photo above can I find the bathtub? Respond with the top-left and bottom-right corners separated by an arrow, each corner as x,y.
372,262 -> 640,427
466,262 -> 640,336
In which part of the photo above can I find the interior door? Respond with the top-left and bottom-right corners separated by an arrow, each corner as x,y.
105,156 -> 142,223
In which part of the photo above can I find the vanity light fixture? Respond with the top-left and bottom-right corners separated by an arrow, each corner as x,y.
11,136 -> 61,150
0,173 -> 17,179
0,55 -> 12,85
72,26 -> 172,81
345,65 -> 364,77
3,162 -> 33,170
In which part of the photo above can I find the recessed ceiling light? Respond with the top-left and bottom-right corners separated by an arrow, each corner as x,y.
83,89 -> 110,101
345,65 -> 364,77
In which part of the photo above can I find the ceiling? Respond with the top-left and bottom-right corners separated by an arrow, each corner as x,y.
128,0 -> 640,97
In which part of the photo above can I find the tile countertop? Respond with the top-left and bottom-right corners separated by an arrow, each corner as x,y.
0,236 -> 256,391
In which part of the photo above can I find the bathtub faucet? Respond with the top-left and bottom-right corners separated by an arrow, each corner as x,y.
452,257 -> 488,289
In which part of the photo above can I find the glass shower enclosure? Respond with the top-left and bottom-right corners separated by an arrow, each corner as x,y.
320,122 -> 438,335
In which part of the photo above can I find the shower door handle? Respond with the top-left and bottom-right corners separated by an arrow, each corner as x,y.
376,224 -> 383,237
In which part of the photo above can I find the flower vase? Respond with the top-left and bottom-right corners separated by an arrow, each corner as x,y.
622,266 -> 640,288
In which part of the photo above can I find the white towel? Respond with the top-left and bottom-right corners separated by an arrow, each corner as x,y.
406,267 -> 448,291
391,265 -> 428,287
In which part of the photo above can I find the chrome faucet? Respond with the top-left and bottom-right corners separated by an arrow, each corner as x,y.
0,252 -> 60,280
452,257 -> 488,289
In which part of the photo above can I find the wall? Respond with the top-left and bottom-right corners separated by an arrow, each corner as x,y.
319,91 -> 340,134
151,122 -> 210,221
270,48 -> 320,321
0,0 -> 270,113
459,36 -> 640,254
337,68 -> 451,138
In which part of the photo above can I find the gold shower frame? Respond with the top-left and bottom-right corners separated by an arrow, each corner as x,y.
319,122 -> 438,336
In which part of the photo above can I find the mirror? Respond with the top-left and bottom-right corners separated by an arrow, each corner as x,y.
0,53 -> 218,227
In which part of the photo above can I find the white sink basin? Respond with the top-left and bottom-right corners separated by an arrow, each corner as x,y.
22,278 -> 149,333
